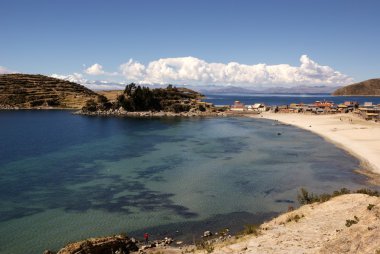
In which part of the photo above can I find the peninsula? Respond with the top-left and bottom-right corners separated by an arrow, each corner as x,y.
333,78 -> 380,96
79,83 -> 225,117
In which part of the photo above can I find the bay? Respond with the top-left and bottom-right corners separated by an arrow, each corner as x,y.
0,110 -> 373,254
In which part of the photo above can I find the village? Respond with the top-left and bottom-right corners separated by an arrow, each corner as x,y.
228,100 -> 380,121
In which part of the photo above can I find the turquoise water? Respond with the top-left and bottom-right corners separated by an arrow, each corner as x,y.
0,111 -> 372,253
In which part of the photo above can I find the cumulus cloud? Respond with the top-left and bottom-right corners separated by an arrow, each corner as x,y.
119,59 -> 146,80
84,63 -> 105,75
0,66 -> 15,74
50,73 -> 125,90
118,55 -> 352,87
84,63 -> 118,76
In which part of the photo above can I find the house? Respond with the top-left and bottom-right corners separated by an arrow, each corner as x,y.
251,103 -> 267,112
314,100 -> 334,108
358,107 -> 380,121
230,100 -> 245,111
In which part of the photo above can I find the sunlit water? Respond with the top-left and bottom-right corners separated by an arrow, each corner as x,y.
0,111 -> 375,254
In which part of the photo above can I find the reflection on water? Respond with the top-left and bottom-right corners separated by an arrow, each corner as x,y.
0,111 -> 374,254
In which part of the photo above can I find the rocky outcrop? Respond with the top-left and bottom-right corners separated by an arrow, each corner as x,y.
332,78 -> 380,96
0,74 -> 99,109
77,108 -> 227,117
44,235 -> 138,254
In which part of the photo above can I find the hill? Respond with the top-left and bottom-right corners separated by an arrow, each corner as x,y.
0,74 -> 99,109
332,78 -> 380,96
81,83 -> 221,116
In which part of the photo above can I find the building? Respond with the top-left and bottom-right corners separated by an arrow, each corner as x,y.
230,100 -> 245,111
357,107 -> 380,121
251,103 -> 267,112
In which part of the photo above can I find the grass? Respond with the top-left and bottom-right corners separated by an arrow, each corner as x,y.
297,187 -> 379,205
286,214 -> 304,223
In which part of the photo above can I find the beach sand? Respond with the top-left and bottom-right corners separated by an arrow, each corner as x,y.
251,113 -> 380,179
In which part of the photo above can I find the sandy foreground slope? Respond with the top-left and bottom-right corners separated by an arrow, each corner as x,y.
215,194 -> 380,254
251,113 -> 380,177
146,194 -> 379,254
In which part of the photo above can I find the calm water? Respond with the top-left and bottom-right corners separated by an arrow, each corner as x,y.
0,110 -> 374,253
204,93 -> 380,106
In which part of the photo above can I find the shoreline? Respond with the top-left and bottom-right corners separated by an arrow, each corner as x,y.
250,112 -> 380,184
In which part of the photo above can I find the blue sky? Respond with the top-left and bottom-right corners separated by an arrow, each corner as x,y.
1,0 -> 379,88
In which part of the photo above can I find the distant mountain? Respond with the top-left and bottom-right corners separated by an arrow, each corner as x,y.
0,74 -> 99,109
332,79 -> 380,96
199,85 -> 341,94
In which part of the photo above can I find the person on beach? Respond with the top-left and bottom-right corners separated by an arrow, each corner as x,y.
144,233 -> 149,244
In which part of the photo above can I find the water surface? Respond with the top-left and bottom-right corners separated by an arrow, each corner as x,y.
0,111 -> 372,254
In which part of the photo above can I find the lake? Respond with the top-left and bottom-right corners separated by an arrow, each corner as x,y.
203,93 -> 380,106
0,110 -> 374,254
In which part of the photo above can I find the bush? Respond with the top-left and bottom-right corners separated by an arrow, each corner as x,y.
286,214 -> 303,223
297,188 -> 319,204
367,204 -> 375,210
345,216 -> 359,227
242,224 -> 259,235
355,189 -> 379,197
83,99 -> 98,112
171,103 -> 191,113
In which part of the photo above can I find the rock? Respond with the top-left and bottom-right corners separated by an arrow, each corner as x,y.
54,234 -> 138,254
203,230 -> 213,237
43,251 -> 56,254
164,237 -> 173,245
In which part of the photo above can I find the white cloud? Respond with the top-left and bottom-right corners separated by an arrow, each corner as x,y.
84,63 -> 105,75
0,66 -> 15,74
119,59 -> 145,80
51,73 -> 87,84
84,63 -> 118,76
50,73 -> 125,90
118,55 -> 352,87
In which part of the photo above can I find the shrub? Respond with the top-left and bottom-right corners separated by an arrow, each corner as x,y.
355,189 -> 379,197
345,216 -> 359,227
367,204 -> 375,210
286,214 -> 303,223
242,224 -> 260,235
297,188 -> 319,204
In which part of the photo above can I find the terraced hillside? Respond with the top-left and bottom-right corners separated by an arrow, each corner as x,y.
333,78 -> 380,96
0,74 -> 99,109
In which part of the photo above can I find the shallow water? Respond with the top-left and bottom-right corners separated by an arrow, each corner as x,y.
0,111 -> 373,253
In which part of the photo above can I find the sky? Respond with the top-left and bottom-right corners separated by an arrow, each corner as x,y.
0,0 -> 379,89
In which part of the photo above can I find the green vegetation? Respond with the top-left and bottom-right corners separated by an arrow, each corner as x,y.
345,216 -> 359,227
286,214 -> 304,223
297,187 -> 379,205
82,83 -> 211,114
118,83 -> 203,112
367,204 -> 375,211
242,224 -> 260,235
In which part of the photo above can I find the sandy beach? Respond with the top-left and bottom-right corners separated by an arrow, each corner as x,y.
252,113 -> 380,178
